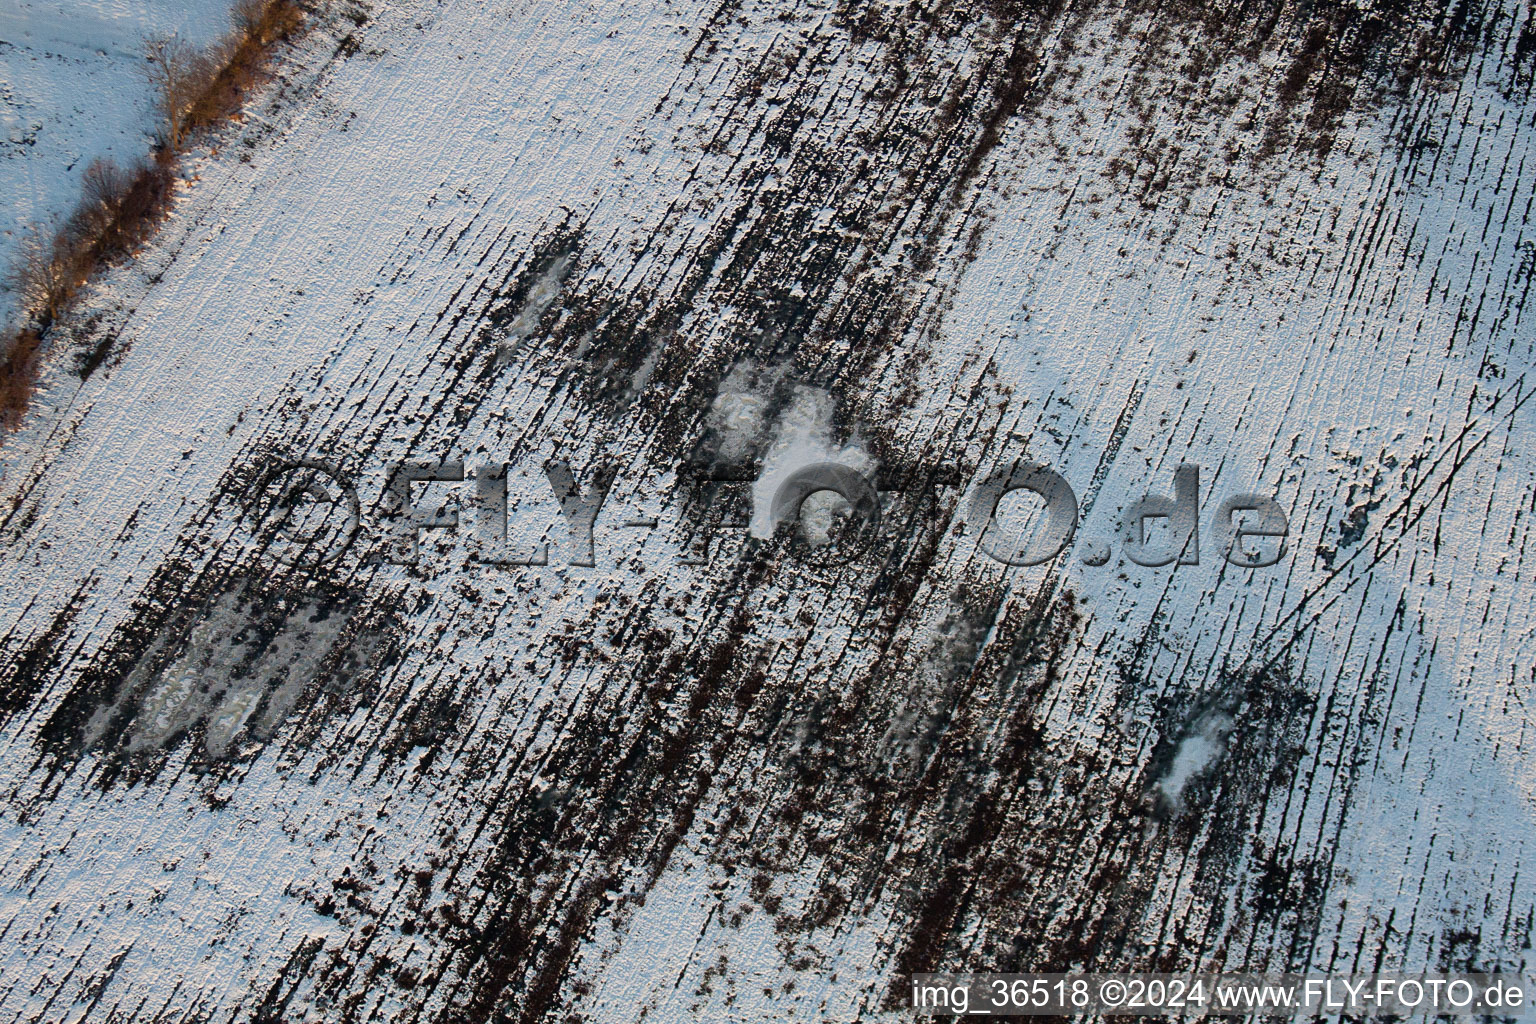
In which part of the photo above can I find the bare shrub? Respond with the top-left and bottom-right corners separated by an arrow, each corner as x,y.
234,0 -> 304,46
184,39 -> 248,132
80,157 -> 131,212
91,157 -> 176,260
144,1 -> 304,152
143,35 -> 219,149
114,159 -> 175,248
0,329 -> 43,431
187,0 -> 304,132
9,227 -> 83,326
72,157 -> 132,237
232,0 -> 269,36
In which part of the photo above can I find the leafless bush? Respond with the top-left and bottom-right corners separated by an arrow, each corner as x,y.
234,0 -> 305,46
9,226 -> 84,326
71,156 -> 133,237
98,157 -> 176,259
187,0 -> 304,131
232,0 -> 269,37
143,35 -> 220,149
0,329 -> 43,431
80,157 -> 131,211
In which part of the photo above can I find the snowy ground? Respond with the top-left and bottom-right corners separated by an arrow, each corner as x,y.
0,0 -> 230,325
0,0 -> 1533,1020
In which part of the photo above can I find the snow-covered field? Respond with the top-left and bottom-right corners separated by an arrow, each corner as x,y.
0,0 -> 1533,1020
0,0 -> 230,325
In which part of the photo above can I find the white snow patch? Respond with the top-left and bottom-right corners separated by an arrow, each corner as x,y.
748,384 -> 874,539
706,360 -> 779,460
1156,711 -> 1232,812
